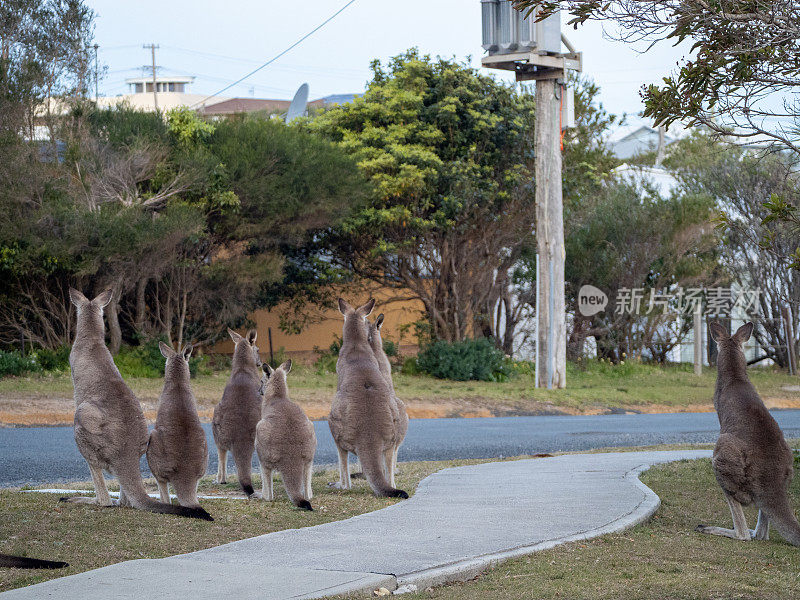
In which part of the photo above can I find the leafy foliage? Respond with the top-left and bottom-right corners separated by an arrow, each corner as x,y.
309,50 -> 537,346
416,338 -> 510,382
514,0 -> 800,154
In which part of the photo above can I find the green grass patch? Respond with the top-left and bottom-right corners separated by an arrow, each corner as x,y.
0,361 -> 798,423
0,458 -> 495,592
398,457 -> 800,600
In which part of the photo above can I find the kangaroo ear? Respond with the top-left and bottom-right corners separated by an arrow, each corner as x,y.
375,313 -> 385,330
263,363 -> 274,377
358,298 -> 375,317
228,328 -> 243,344
92,289 -> 113,308
182,344 -> 193,360
69,287 -> 89,307
280,358 -> 292,374
708,321 -> 730,343
338,298 -> 352,315
159,341 -> 175,359
246,329 -> 257,344
732,322 -> 754,344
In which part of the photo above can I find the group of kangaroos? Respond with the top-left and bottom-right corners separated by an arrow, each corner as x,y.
4,296 -> 800,570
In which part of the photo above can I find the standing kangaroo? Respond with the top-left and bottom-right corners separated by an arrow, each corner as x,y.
255,360 -> 316,510
367,313 -> 408,487
64,288 -> 211,520
212,328 -> 262,498
697,321 -> 800,545
329,298 -> 408,498
146,342 -> 209,509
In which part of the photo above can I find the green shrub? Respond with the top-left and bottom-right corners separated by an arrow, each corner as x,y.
416,338 -> 510,382
0,350 -> 39,377
115,337 -> 209,378
401,356 -> 421,375
31,346 -> 71,371
114,338 -> 165,378
383,339 -> 398,358
314,336 -> 342,375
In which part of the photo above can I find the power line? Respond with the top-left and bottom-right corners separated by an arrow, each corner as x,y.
161,44 -> 367,77
189,0 -> 357,107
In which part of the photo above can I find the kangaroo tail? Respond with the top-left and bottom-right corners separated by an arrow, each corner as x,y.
282,464 -> 313,511
232,444 -> 255,497
118,470 -> 213,521
763,495 -> 800,546
357,445 -> 408,499
0,553 -> 68,569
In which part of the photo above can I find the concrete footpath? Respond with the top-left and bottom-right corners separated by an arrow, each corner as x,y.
2,450 -> 712,599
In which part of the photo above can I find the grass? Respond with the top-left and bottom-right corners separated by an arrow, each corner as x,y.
4,449 -> 800,596
395,456 -> 800,600
1,361 -> 799,425
0,458 -> 496,593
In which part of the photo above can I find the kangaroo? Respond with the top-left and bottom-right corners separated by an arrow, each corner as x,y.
63,288 -> 212,520
0,554 -> 68,569
367,313 -> 408,488
212,328 -> 262,498
697,321 -> 800,545
146,342 -> 209,509
255,360 -> 316,510
328,298 -> 408,499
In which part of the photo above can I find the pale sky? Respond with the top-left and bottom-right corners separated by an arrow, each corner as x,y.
88,0 -> 687,118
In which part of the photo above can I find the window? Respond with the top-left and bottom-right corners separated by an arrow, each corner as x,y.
135,83 -> 143,93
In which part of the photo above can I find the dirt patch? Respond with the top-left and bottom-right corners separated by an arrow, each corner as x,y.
4,394 -> 800,427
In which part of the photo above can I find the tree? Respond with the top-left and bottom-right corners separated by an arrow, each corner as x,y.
514,0 -> 800,154
674,136 -> 800,366
564,175 -> 718,362
309,50 -> 537,349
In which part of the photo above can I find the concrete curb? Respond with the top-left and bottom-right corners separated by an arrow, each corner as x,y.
394,461 -> 667,590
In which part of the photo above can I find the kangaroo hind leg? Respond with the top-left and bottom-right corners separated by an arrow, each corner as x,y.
696,494 -> 752,541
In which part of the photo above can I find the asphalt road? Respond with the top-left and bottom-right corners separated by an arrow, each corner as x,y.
2,410 -> 800,488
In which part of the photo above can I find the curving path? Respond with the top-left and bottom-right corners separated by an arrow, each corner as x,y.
1,450 -> 712,599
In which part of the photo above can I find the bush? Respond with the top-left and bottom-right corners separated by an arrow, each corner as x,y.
383,339 -> 398,358
314,336 -> 342,375
32,346 -> 71,371
416,338 -> 510,382
401,356 -> 421,375
0,350 -> 39,377
114,337 -> 208,378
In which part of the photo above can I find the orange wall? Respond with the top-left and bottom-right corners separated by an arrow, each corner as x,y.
213,288 -> 424,361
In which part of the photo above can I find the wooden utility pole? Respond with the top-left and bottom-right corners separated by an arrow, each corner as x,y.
693,308 -> 703,375
93,44 -> 99,102
782,306 -> 797,376
481,4 -> 580,389
533,78 -> 566,388
144,43 -> 159,111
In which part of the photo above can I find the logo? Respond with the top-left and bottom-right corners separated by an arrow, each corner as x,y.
578,285 -> 608,317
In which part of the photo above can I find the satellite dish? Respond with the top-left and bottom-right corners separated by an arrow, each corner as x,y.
285,83 -> 309,123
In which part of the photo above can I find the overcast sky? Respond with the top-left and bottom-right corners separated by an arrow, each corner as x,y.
88,0 -> 688,119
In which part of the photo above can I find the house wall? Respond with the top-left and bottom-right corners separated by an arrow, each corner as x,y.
213,288 -> 425,363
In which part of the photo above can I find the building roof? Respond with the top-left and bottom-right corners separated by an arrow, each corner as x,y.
199,97 -> 293,116
613,164 -> 680,196
124,75 -> 195,85
96,92 -> 227,112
